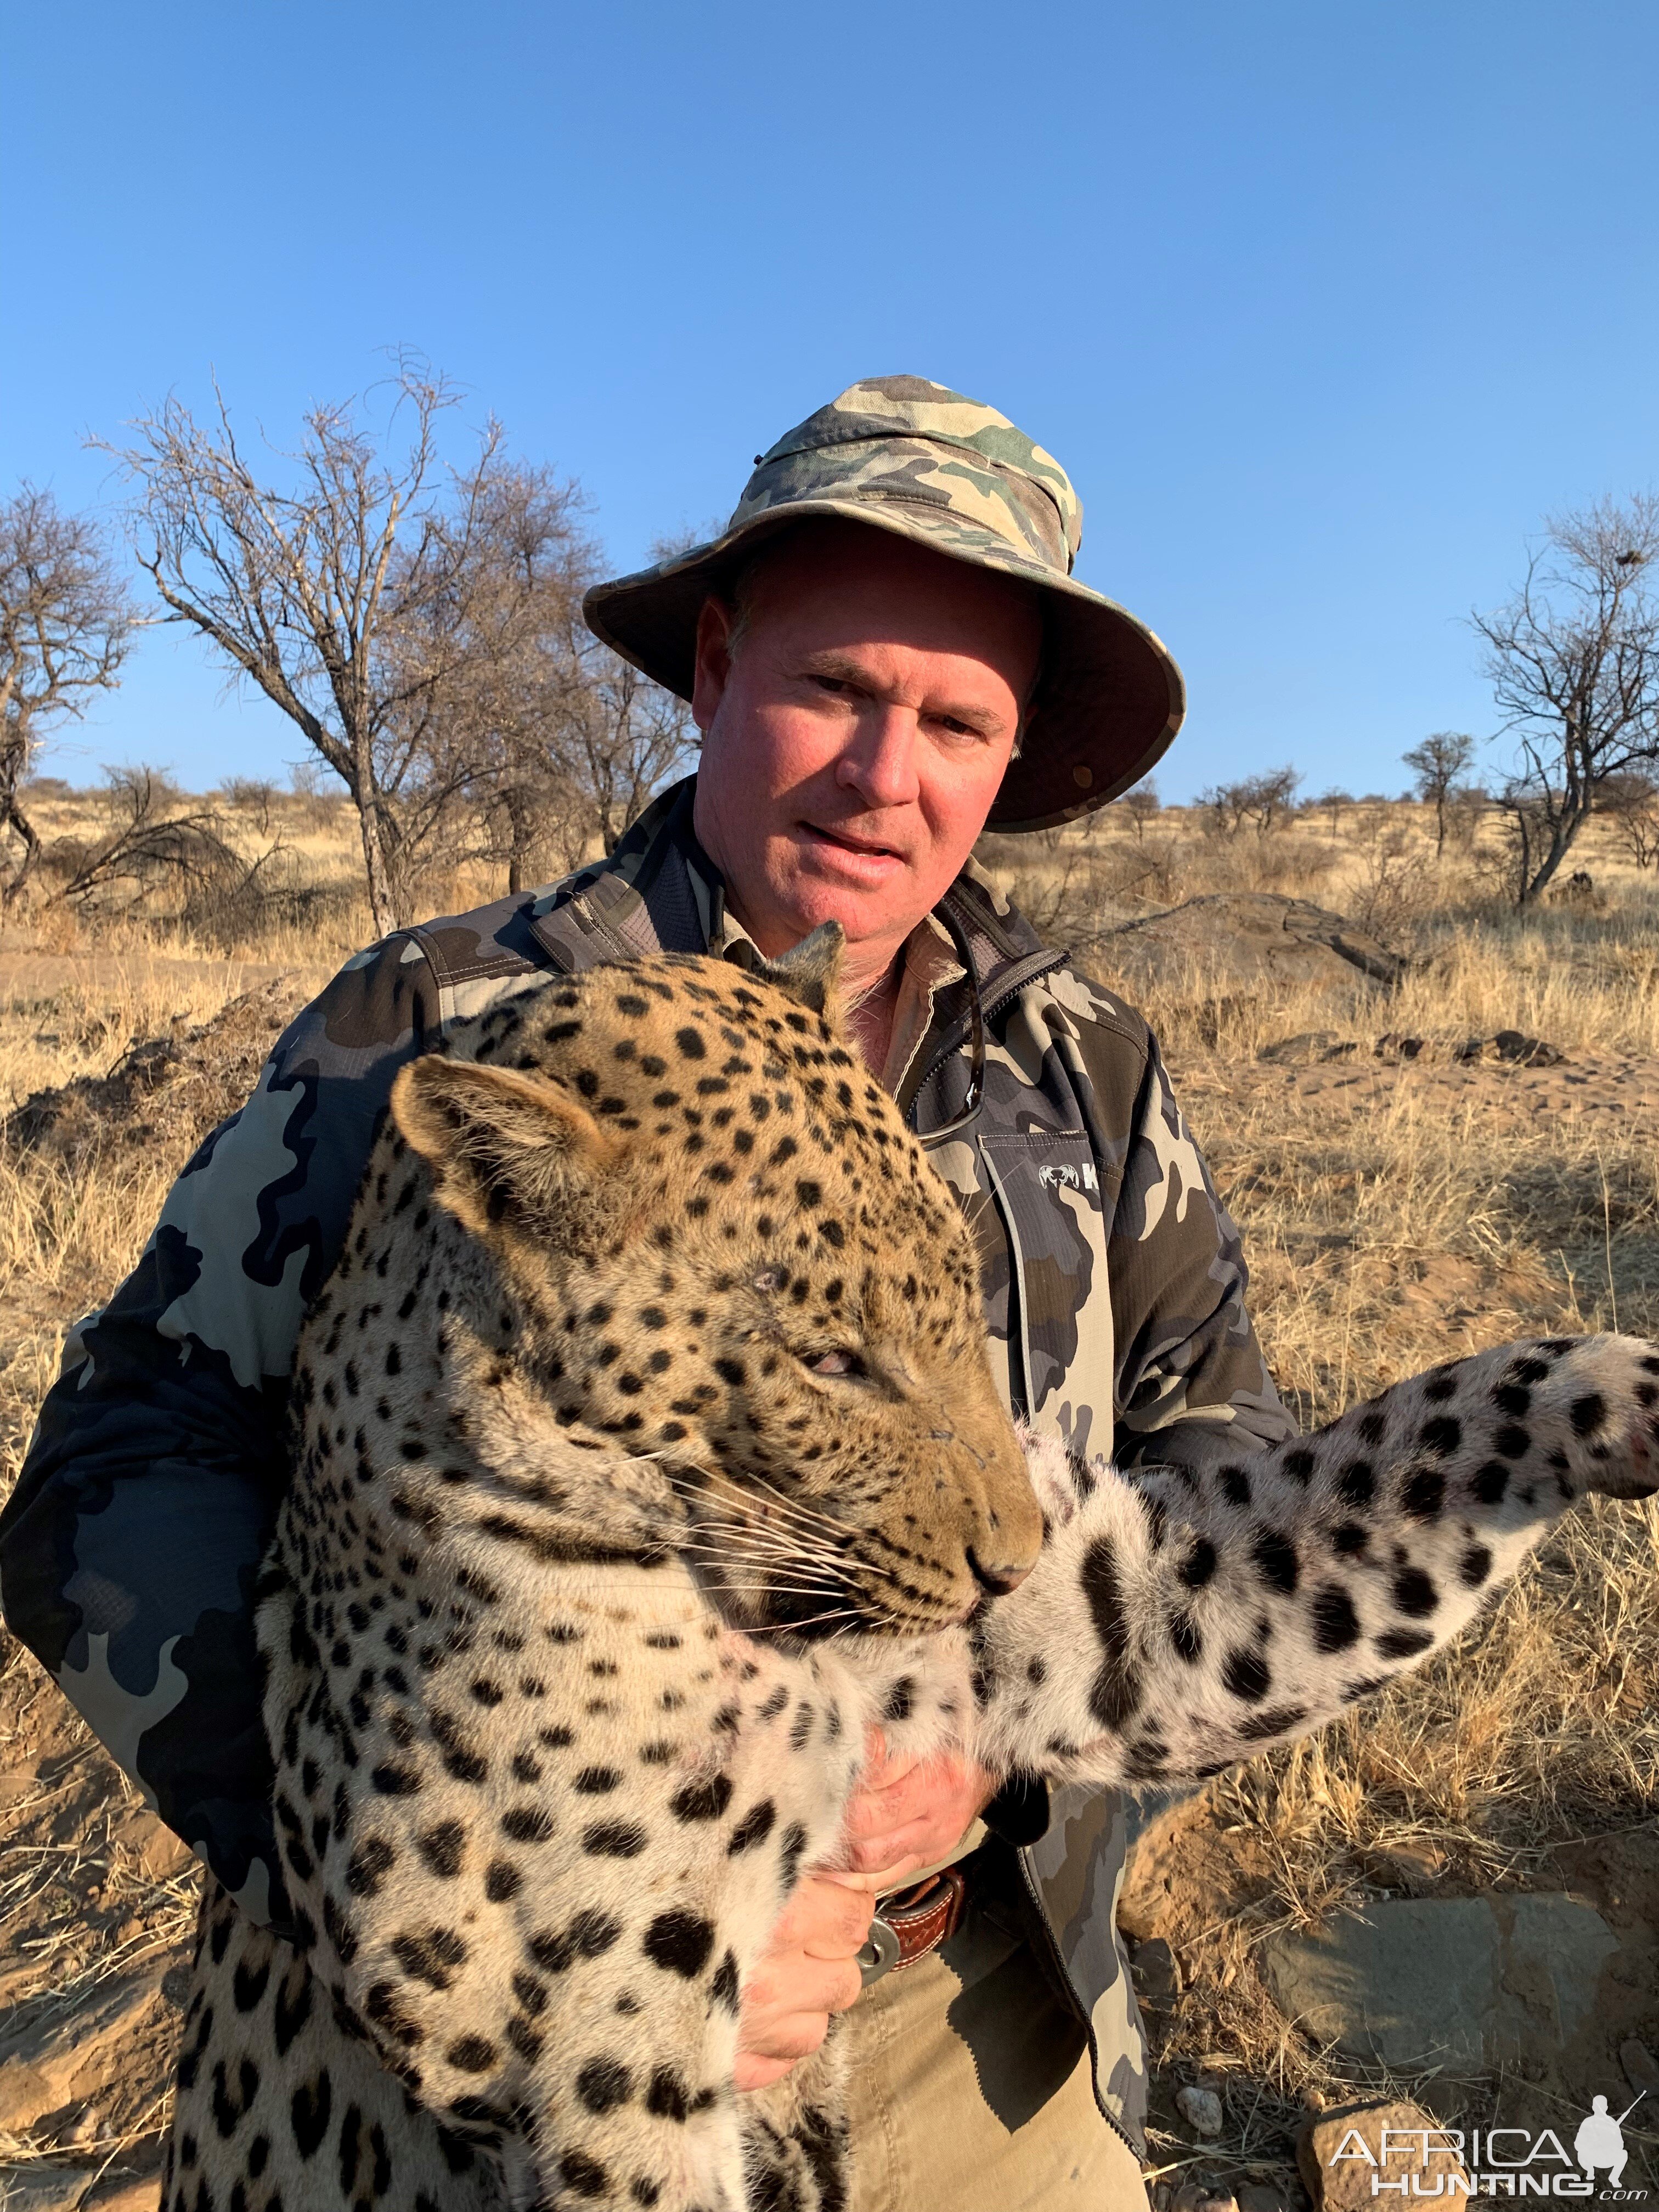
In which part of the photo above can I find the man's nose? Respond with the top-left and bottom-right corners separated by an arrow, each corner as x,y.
835,707 -> 921,810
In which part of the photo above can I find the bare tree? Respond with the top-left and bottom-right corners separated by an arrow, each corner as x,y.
0,487 -> 134,904
1401,731 -> 1476,856
1472,495 -> 1659,904
390,461 -> 695,887
1198,765 -> 1301,839
104,357 -> 521,935
558,654 -> 696,866
1313,787 -> 1353,839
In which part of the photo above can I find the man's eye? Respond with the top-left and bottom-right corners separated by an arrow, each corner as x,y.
807,1350 -> 866,1379
809,674 -> 853,696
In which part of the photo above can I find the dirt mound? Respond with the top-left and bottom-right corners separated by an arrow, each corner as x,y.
3,974 -> 308,1170
1097,893 -> 1408,996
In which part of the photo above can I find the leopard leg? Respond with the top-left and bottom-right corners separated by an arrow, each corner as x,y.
164,1880 -> 506,2212
740,2034 -> 853,2212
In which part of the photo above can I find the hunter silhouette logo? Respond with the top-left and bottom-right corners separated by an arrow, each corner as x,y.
1326,2094 -> 1648,2198
1575,2098 -> 1641,2194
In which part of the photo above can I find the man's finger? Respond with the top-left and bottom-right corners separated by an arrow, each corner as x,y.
744,1951 -> 862,2019
735,2052 -> 801,2093
742,2008 -> 835,2062
779,1874 -> 877,1953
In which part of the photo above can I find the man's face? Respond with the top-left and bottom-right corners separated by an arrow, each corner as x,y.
690,521 -> 1041,985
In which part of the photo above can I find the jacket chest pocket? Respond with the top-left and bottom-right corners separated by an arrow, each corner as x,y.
977,1130 -> 1115,1464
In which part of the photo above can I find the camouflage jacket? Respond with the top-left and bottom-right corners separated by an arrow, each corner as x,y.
0,776 -> 1291,2155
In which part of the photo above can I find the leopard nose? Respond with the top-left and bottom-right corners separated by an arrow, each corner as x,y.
966,1545 -> 1032,1597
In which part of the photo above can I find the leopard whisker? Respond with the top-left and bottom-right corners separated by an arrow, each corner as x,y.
660,1460 -> 858,1551
746,1606 -> 864,1636
674,1521 -> 867,1580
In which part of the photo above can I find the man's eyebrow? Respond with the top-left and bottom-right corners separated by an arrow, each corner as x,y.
794,652 -> 1007,736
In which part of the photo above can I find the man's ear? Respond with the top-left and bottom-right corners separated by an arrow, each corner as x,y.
757,921 -> 846,1022
391,1057 -> 623,1251
690,595 -> 735,736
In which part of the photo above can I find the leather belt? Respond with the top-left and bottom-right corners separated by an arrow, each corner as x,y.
856,1864 -> 970,1988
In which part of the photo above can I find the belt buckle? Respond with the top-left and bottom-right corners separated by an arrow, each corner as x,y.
857,1913 -> 903,1988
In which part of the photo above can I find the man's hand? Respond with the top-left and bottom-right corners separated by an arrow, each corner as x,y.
838,1729 -> 999,1891
734,1733 -> 999,2090
733,1872 -> 873,2091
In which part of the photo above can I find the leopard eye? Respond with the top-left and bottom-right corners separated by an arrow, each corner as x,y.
807,1350 -> 866,1379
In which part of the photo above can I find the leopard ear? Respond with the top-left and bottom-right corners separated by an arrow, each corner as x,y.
391,1057 -> 623,1250
757,921 -> 845,1023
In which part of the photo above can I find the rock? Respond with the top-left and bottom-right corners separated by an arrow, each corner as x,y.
1454,1030 -> 1566,1067
1134,1935 -> 1182,2006
1298,2100 -> 1468,2212
0,2168 -> 101,2212
1545,871 -> 1600,906
0,2165 -> 155,2212
85,2180 -> 164,2212
1622,2035 -> 1659,2097
1259,1032 -> 1343,1064
1100,894 -> 1409,1000
1361,1841 -> 1447,1895
1239,2186 -> 1294,2212
0,1966 -> 173,2136
0,2057 -> 59,2130
1177,2084 -> 1225,2137
1262,1894 -> 1620,2069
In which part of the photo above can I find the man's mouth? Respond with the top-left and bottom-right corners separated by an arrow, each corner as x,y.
799,823 -> 905,864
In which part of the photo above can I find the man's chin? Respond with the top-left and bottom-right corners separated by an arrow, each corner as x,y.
779,876 -> 914,945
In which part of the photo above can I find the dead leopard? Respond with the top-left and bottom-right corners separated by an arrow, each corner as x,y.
164,933 -> 1659,2212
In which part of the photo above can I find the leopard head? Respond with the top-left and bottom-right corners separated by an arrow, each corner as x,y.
391,928 -> 1042,1637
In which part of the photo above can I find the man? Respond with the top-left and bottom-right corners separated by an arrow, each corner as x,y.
0,377 -> 1292,2207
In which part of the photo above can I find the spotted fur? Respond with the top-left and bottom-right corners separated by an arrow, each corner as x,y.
165,934 -> 1659,2211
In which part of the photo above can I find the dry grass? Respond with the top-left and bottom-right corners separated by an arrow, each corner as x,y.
1,787 -> 1656,2205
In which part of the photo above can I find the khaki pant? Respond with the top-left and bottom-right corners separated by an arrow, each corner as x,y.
840,1852 -> 1150,2212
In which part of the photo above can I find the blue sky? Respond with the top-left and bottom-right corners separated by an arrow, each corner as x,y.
7,0 -> 1656,803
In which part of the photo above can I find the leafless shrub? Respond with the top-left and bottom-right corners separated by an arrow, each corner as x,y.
218,776 -> 280,836
37,766 -> 323,952
1122,777 -> 1161,842
1197,765 -> 1302,839
1347,821 -> 1431,940
1601,769 -> 1659,870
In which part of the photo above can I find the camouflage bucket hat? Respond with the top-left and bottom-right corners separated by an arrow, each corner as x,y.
583,375 -> 1186,832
